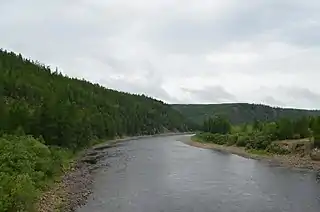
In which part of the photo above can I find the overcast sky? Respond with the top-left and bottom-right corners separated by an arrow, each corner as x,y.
1,0 -> 320,109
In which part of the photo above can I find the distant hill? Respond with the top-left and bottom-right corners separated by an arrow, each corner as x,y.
172,103 -> 320,125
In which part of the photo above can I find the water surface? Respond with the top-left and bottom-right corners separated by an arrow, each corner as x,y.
78,135 -> 320,212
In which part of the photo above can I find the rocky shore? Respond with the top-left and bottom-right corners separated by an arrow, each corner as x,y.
182,136 -> 320,173
36,142 -> 116,212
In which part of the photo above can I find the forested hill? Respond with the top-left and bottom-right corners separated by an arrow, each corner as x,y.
0,49 -> 190,148
172,103 -> 320,125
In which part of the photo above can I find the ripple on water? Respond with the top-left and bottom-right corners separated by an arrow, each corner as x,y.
78,136 -> 320,212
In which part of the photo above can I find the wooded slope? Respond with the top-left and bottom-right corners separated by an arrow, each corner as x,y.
0,49 -> 190,148
172,103 -> 320,125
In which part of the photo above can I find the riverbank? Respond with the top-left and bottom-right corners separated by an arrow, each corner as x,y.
37,133 -> 191,212
183,136 -> 320,172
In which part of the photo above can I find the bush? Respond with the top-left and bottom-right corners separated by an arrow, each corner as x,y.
266,143 -> 290,155
196,132 -> 215,143
262,122 -> 278,140
314,135 -> 320,148
0,173 -> 38,212
213,134 -> 227,145
203,116 -> 231,134
247,133 -> 272,150
0,135 -> 73,212
236,134 -> 249,147
226,134 -> 238,146
196,132 -> 231,145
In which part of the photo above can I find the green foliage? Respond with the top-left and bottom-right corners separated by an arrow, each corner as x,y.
198,114 -> 318,155
245,132 -> 272,150
173,103 -> 320,125
0,135 -> 73,212
252,119 -> 262,131
203,116 -> 231,135
293,116 -> 310,138
266,143 -> 290,155
276,118 -> 294,140
197,133 -> 228,145
0,173 -> 38,212
314,135 -> 320,148
311,117 -> 320,148
0,49 -> 191,149
236,134 -> 248,147
226,134 -> 238,146
261,122 -> 278,140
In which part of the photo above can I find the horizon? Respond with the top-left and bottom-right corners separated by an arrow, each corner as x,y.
1,1 -> 320,109
5,48 -> 320,111
3,47 -> 320,111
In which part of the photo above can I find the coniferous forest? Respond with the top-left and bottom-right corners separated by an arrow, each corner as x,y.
0,49 -> 191,147
0,49 -> 191,211
173,103 -> 320,125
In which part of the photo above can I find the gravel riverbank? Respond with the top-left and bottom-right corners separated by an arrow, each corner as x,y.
180,136 -> 320,173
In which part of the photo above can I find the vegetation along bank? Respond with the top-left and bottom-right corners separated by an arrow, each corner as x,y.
190,115 -> 320,171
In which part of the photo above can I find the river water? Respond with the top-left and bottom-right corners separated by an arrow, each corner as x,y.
77,135 -> 320,212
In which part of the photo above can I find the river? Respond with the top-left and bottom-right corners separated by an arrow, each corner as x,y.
77,135 -> 320,212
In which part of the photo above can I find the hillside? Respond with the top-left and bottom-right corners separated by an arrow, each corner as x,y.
0,49 -> 193,211
0,49 -> 192,148
172,103 -> 320,125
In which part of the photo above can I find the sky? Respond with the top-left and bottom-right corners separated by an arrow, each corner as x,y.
1,0 -> 320,109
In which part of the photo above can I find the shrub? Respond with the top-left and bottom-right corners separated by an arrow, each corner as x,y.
214,134 -> 227,145
249,134 -> 271,150
0,135 -> 73,212
196,132 -> 231,145
226,134 -> 238,146
0,173 -> 38,212
266,143 -> 290,155
236,135 -> 249,147
314,134 -> 320,148
203,116 -> 231,134
196,132 -> 215,143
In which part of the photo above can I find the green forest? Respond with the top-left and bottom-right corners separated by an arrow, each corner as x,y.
172,103 -> 320,125
0,49 -> 191,211
196,115 -> 320,155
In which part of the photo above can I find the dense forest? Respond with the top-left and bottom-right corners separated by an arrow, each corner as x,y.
172,103 -> 320,125
0,49 -> 191,211
0,49 -> 191,147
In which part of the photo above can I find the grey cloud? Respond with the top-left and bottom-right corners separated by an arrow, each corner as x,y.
99,77 -> 177,103
103,57 -> 131,73
279,24 -> 320,48
256,86 -> 320,109
284,87 -> 320,102
1,0 -> 320,108
181,86 -> 236,103
146,1 -> 320,54
262,96 -> 286,108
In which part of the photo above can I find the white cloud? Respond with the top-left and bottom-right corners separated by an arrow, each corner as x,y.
1,0 -> 320,109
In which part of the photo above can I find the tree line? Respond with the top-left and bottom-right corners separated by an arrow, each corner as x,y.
198,115 -> 320,155
0,49 -> 191,211
173,103 -> 320,125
